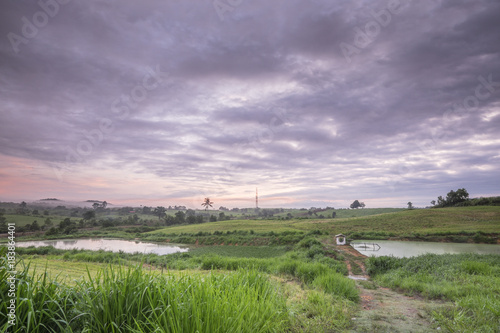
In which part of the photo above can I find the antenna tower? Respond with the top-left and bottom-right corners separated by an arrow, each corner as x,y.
256,188 -> 259,209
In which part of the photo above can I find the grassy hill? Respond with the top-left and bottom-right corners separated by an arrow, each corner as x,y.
147,206 -> 500,243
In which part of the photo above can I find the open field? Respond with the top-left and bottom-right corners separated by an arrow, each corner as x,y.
1,214 -> 67,228
147,206 -> 500,243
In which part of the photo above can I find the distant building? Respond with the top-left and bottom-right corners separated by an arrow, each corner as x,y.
335,234 -> 346,245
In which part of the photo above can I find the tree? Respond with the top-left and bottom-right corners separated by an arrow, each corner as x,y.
331,212 -> 337,218
44,217 -> 53,228
209,215 -> 217,222
18,201 -> 28,214
175,211 -> 186,224
153,206 -> 166,220
31,220 -> 40,231
433,188 -> 470,208
83,210 -> 96,221
350,200 -> 361,209
360,202 -> 366,208
407,202 -> 414,210
201,198 -> 213,210
92,202 -> 100,210
102,201 -> 108,209
430,200 -> 436,206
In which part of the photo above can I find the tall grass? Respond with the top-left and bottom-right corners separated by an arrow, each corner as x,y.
76,267 -> 289,333
1,259 -> 290,332
366,253 -> 500,332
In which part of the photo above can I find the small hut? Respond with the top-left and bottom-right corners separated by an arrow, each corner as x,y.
335,234 -> 346,245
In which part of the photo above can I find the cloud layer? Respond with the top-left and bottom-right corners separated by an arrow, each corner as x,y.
1,0 -> 499,208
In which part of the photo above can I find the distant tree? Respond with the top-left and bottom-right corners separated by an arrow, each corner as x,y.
92,202 -> 100,210
196,215 -> 204,224
186,209 -> 196,217
201,198 -> 213,210
102,219 -> 114,228
219,212 -> 227,221
433,188 -> 470,208
18,201 -> 28,214
186,215 -> 197,224
43,210 -> 49,216
44,217 -> 53,228
82,210 -> 96,221
175,211 -> 186,224
407,202 -> 414,210
45,227 -> 59,236
102,201 -> 108,209
332,211 -> 337,218
32,209 -> 39,215
430,200 -> 436,206
153,206 -> 166,220
350,200 -> 361,209
360,202 -> 366,208
446,188 -> 469,206
59,218 -> 72,229
165,215 -> 176,226
142,206 -> 152,214
209,215 -> 217,222
0,220 -> 7,233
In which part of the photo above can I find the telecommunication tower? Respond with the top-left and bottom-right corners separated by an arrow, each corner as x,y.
256,188 -> 259,209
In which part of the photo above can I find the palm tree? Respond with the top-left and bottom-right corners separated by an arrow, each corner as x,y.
201,198 -> 213,211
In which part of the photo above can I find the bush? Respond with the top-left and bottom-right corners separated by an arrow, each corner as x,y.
312,273 -> 359,302
297,237 -> 322,249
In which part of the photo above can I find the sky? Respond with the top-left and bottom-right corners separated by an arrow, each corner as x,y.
0,0 -> 499,209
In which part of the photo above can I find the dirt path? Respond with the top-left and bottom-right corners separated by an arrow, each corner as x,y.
350,283 -> 439,332
327,243 -> 442,332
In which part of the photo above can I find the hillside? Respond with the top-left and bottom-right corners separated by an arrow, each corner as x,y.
148,206 -> 500,243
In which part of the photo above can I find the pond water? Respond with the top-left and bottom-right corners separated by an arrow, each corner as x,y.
16,238 -> 189,256
351,240 -> 500,258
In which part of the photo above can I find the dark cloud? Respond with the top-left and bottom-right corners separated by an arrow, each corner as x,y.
0,0 -> 499,207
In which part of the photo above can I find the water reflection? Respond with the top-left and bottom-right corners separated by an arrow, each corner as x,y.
353,240 -> 500,258
16,238 -> 188,256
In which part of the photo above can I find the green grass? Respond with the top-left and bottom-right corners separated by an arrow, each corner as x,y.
1,244 -> 359,332
148,219 -> 301,234
189,245 -> 289,258
323,206 -> 500,236
366,253 -> 500,332
145,206 -> 500,243
0,260 -> 291,332
1,214 -> 67,228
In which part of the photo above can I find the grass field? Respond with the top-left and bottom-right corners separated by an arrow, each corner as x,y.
2,243 -> 359,332
2,214 -> 67,228
147,206 -> 500,242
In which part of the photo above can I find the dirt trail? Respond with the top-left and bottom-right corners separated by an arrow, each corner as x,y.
327,243 -> 442,332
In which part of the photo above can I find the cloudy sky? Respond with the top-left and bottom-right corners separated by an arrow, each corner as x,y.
1,0 -> 499,209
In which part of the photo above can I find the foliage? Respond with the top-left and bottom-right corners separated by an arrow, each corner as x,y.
350,200 -> 361,209
0,258 -> 290,332
433,188 -> 469,208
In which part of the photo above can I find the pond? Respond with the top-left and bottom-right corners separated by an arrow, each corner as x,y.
351,240 -> 500,258
16,238 -> 189,256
